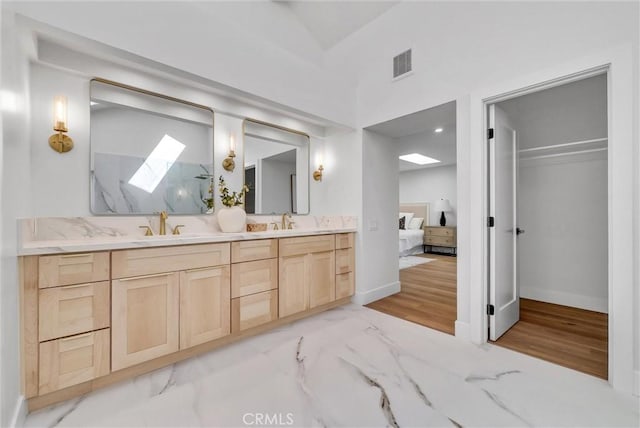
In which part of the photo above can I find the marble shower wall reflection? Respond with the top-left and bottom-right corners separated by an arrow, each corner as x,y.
92,153 -> 213,214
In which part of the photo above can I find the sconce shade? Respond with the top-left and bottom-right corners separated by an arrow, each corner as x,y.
53,95 -> 68,132
435,198 -> 452,212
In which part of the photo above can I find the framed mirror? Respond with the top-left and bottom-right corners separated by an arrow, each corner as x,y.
243,120 -> 310,215
90,80 -> 215,214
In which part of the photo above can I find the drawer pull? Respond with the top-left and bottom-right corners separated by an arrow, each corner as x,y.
59,332 -> 93,341
60,254 -> 93,259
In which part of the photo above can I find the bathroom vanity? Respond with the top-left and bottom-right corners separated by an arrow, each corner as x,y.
19,223 -> 355,411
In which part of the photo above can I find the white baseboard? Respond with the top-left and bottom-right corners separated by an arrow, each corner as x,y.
353,281 -> 400,305
454,321 -> 471,341
520,287 -> 608,313
9,395 -> 26,428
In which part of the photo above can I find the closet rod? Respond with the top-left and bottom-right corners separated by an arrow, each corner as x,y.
518,137 -> 607,153
520,147 -> 607,161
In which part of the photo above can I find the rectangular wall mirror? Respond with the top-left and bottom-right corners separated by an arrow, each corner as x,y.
90,80 -> 214,215
243,120 -> 309,215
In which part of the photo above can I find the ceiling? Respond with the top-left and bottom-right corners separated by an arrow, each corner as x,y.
278,1 -> 399,50
366,101 -> 457,172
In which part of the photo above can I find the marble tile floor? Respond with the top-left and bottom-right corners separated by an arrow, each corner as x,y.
24,305 -> 639,428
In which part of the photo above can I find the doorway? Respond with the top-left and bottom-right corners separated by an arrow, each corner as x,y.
364,101 -> 458,335
487,73 -> 609,378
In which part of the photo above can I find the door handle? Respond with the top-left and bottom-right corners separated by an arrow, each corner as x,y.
516,227 -> 525,235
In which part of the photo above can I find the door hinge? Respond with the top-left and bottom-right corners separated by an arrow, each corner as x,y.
487,128 -> 494,139
487,216 -> 495,227
487,304 -> 495,315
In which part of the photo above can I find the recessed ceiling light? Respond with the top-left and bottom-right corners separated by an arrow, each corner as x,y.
399,153 -> 441,165
434,127 -> 443,133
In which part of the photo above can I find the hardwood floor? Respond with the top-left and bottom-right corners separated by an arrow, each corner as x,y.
366,254 -> 457,335
493,298 -> 608,379
366,254 -> 608,379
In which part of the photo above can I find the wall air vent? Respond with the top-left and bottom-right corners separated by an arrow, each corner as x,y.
393,49 -> 412,79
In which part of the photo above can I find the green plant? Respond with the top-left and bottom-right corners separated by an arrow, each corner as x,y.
218,175 -> 249,208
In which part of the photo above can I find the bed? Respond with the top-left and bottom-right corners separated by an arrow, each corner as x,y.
399,203 -> 429,256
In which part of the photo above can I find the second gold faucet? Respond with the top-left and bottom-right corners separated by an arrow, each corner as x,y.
159,211 -> 168,235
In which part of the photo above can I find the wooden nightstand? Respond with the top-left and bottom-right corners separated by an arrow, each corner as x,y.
423,226 -> 457,256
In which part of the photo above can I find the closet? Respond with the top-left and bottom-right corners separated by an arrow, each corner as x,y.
489,73 -> 609,379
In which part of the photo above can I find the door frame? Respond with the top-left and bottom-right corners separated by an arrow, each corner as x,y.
465,45 -> 635,394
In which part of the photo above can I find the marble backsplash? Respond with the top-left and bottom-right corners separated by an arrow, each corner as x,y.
19,214 -> 358,244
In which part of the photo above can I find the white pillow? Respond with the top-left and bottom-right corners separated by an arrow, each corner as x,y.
399,212 -> 414,229
409,217 -> 424,230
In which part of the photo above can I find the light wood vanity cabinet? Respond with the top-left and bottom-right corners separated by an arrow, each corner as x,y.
335,233 -> 355,299
111,244 -> 231,370
21,233 -> 355,410
279,235 -> 335,317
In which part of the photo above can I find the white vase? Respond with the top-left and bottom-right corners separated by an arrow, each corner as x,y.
217,206 -> 246,233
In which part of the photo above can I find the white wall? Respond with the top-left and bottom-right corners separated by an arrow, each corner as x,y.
0,11 -> 32,428
356,129 -> 399,304
399,165 -> 457,226
499,74 -> 608,313
518,153 -> 608,312
6,1 -> 356,126
260,156 -> 296,214
326,1 -> 638,392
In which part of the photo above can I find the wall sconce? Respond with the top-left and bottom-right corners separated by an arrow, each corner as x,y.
49,95 -> 73,153
313,150 -> 324,181
313,164 -> 324,181
222,133 -> 236,172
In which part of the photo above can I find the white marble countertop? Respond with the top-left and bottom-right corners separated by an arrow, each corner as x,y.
19,227 -> 356,255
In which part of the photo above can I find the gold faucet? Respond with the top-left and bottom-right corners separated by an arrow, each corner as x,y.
159,211 -> 168,235
281,212 -> 292,230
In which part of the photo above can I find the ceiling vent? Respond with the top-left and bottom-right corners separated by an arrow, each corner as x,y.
393,49 -> 412,79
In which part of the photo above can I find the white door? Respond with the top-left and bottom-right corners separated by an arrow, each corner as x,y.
488,104 -> 519,340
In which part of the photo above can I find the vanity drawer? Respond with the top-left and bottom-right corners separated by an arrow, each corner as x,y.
279,235 -> 335,257
231,258 -> 278,298
112,243 -> 230,278
39,281 -> 110,342
335,233 -> 354,250
231,239 -> 277,263
335,248 -> 355,274
336,272 -> 354,300
231,290 -> 278,333
39,328 -> 110,395
38,252 -> 110,288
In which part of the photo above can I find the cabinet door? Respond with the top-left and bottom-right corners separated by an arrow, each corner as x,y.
279,255 -> 308,317
309,251 -> 335,308
180,267 -> 231,349
112,273 -> 179,371
39,329 -> 110,394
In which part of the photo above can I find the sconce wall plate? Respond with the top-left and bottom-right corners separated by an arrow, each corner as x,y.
49,133 -> 74,153
313,165 -> 324,181
223,150 -> 236,172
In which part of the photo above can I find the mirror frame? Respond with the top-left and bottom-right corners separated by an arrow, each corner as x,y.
242,118 -> 311,215
89,78 -> 215,215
